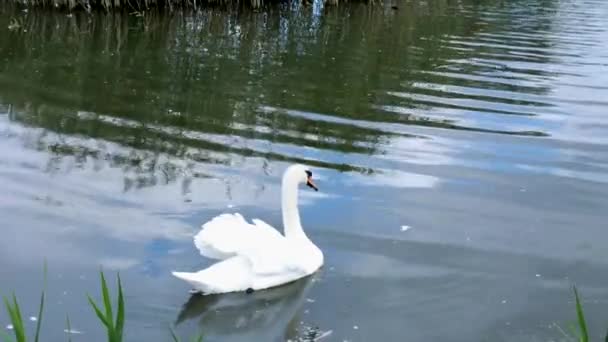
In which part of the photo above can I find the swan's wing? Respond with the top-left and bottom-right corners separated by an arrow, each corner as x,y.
238,236 -> 304,276
194,213 -> 306,279
194,213 -> 285,260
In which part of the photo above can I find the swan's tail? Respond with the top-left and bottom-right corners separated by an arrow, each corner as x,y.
172,257 -> 252,295
172,271 -> 215,294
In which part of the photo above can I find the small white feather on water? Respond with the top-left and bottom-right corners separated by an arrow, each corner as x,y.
6,324 -> 13,330
400,225 -> 411,232
29,316 -> 37,322
314,330 -> 333,341
64,329 -> 83,334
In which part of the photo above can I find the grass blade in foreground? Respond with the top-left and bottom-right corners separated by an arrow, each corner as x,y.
33,262 -> 47,342
66,315 -> 72,342
115,274 -> 125,340
3,294 -> 26,342
574,286 -> 589,342
87,270 -> 125,342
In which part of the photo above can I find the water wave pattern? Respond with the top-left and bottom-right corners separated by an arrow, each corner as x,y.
0,0 -> 606,188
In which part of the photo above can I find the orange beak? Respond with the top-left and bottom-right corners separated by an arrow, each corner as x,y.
306,177 -> 318,191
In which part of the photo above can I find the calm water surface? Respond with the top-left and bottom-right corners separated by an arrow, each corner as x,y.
1,0 -> 608,340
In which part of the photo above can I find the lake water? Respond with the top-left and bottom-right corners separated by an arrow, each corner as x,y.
1,0 -> 608,340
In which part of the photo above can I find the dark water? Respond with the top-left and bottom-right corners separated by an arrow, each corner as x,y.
1,0 -> 607,340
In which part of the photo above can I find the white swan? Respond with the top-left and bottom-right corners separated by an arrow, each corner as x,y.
172,164 -> 324,295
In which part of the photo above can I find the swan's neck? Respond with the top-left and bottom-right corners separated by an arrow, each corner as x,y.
281,173 -> 307,240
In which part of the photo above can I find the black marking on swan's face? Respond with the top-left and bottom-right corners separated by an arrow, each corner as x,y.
305,170 -> 318,191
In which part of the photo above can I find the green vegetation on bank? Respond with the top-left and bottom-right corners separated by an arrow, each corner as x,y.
6,0 -> 347,11
10,0 -> 236,11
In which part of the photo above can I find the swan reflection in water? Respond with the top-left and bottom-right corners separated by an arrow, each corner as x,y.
175,273 -> 325,341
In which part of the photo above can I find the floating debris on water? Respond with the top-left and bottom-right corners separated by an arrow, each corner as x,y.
501,299 -> 507,304
535,274 -> 541,278
227,204 -> 234,208
306,298 -> 316,303
353,325 -> 359,330
6,324 -> 13,330
293,325 -> 332,342
400,225 -> 411,232
314,330 -> 333,341
64,328 -> 83,334
29,316 -> 37,322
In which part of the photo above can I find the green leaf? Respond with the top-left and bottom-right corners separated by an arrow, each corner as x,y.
87,295 -> 112,328
9,295 -> 26,342
3,296 -> 23,342
34,260 -> 48,342
33,267 -> 46,342
574,286 -> 589,342
65,315 -> 72,342
33,291 -> 45,342
114,273 -> 125,341
100,271 -> 115,331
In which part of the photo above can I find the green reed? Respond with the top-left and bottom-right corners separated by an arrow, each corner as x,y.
1,264 -> 46,342
7,0 -> 267,10
87,272 -> 125,342
3,273 -> 605,342
573,286 -> 589,342
2,268 -> 202,342
570,286 -> 608,342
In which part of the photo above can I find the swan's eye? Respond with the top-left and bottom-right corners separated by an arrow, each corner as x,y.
305,170 -> 312,178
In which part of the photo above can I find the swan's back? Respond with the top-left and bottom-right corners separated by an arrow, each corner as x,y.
194,213 -> 284,260
173,213 -> 322,294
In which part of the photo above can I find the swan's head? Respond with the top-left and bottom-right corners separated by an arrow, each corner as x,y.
285,164 -> 318,191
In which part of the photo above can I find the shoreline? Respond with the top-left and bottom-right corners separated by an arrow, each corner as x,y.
2,0 -> 358,11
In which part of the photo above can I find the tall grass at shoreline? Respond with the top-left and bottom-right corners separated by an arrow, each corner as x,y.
1,269 -> 202,342
0,264 -> 46,342
4,0 -> 344,11
8,0 -> 236,11
86,272 -> 125,342
0,269 -> 604,341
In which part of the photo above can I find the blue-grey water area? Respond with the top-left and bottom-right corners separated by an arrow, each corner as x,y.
1,0 -> 607,340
